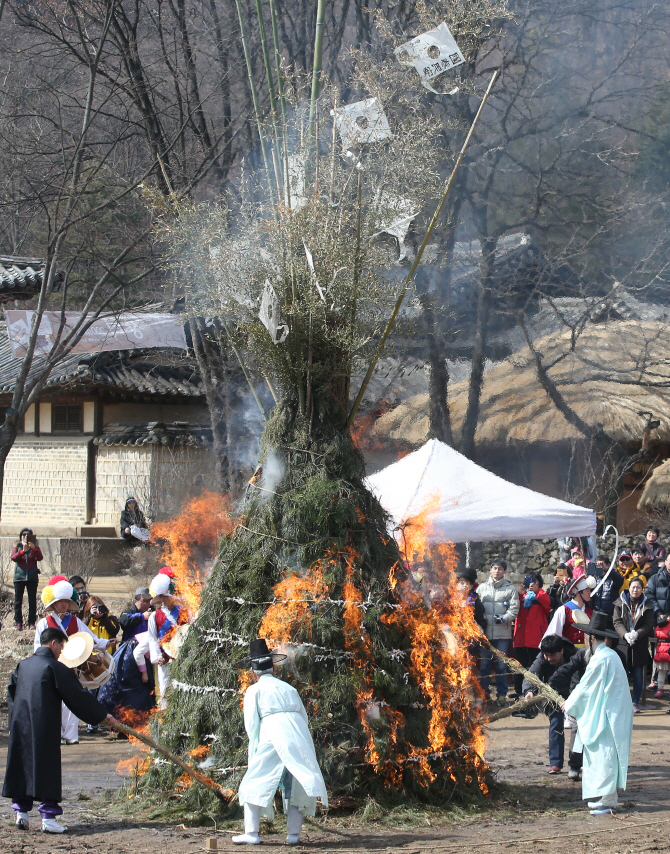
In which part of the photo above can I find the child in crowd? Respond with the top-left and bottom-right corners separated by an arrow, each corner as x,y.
567,548 -> 586,580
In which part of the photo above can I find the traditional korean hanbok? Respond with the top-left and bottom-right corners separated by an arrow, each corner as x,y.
34,578 -> 108,744
232,638 -> 327,845
238,673 -> 328,816
564,642 -> 633,808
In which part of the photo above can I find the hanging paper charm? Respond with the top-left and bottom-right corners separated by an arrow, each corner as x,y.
395,22 -> 465,95
258,280 -> 288,344
374,193 -> 419,262
332,98 -> 392,151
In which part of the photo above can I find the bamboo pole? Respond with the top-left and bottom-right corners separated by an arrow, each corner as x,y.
308,0 -> 327,141
346,68 -> 499,430
110,720 -> 235,803
235,0 -> 276,202
255,0 -> 280,129
268,0 -> 287,126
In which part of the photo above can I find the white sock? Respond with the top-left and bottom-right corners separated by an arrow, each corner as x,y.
244,804 -> 261,836
286,805 -> 303,838
658,671 -> 667,690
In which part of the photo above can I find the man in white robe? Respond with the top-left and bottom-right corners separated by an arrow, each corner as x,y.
563,611 -> 633,815
233,639 -> 328,845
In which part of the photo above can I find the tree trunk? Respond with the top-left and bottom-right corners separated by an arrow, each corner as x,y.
414,270 -> 453,445
189,318 -> 233,493
460,236 -> 496,458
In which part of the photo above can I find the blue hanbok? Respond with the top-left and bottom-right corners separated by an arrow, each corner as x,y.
564,644 -> 633,801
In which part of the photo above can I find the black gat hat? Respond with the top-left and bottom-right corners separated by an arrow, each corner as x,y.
580,611 -> 620,640
236,638 -> 287,670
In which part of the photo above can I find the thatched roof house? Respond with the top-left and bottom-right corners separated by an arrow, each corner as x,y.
638,459 -> 670,510
374,319 -> 670,446
371,319 -> 670,532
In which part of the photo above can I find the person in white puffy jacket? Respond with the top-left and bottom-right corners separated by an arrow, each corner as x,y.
477,559 -> 520,705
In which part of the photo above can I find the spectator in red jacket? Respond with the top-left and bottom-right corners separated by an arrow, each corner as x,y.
10,528 -> 43,631
512,573 -> 551,697
653,619 -> 670,705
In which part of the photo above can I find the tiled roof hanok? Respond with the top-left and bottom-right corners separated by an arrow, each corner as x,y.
0,322 -> 203,398
0,256 -> 63,301
93,421 -> 211,447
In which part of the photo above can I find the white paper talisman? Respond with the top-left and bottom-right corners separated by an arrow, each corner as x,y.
332,98 -> 392,151
395,22 -> 465,95
375,192 -> 419,261
258,279 -> 288,344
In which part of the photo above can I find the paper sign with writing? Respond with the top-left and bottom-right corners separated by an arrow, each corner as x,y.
395,22 -> 465,95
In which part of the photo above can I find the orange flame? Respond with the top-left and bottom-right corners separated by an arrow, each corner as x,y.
350,399 -> 393,452
259,565 -> 329,644
117,754 -> 151,778
152,491 -> 236,617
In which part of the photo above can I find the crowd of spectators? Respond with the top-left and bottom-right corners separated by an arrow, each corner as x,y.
460,525 -> 670,774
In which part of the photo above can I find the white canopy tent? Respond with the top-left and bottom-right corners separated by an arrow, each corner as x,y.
364,438 -> 596,542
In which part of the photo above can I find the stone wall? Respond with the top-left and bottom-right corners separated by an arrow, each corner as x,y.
1,437 -> 90,528
95,446 -> 152,528
94,444 -> 216,531
469,532 -> 659,583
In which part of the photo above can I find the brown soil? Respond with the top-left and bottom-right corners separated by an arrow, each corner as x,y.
0,623 -> 668,853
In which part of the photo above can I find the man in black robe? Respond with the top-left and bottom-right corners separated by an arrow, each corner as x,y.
3,627 -> 117,833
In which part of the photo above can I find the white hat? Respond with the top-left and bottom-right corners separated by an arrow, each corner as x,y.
149,572 -> 173,599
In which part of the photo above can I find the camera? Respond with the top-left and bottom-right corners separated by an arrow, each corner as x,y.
494,614 -> 505,624
93,604 -> 108,616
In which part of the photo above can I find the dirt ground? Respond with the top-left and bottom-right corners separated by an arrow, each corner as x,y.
0,619 -> 668,853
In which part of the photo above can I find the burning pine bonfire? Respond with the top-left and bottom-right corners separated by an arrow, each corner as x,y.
139,1 -> 501,814
139,426 -> 490,808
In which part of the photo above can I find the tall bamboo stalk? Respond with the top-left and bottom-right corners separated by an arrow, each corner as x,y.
308,0 -> 327,142
235,0 -> 277,202
268,0 -> 288,127
255,0 -> 280,127
346,69 -> 499,430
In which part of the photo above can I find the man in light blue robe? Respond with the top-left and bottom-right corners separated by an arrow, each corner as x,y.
563,611 -> 633,815
233,639 -> 328,845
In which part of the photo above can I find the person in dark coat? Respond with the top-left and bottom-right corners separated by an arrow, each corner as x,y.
120,497 -> 148,544
589,555 -> 623,617
641,526 -> 666,565
522,634 -> 577,775
613,577 -> 655,713
2,627 -> 116,834
10,528 -> 43,631
119,587 -> 153,641
646,554 -> 670,624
